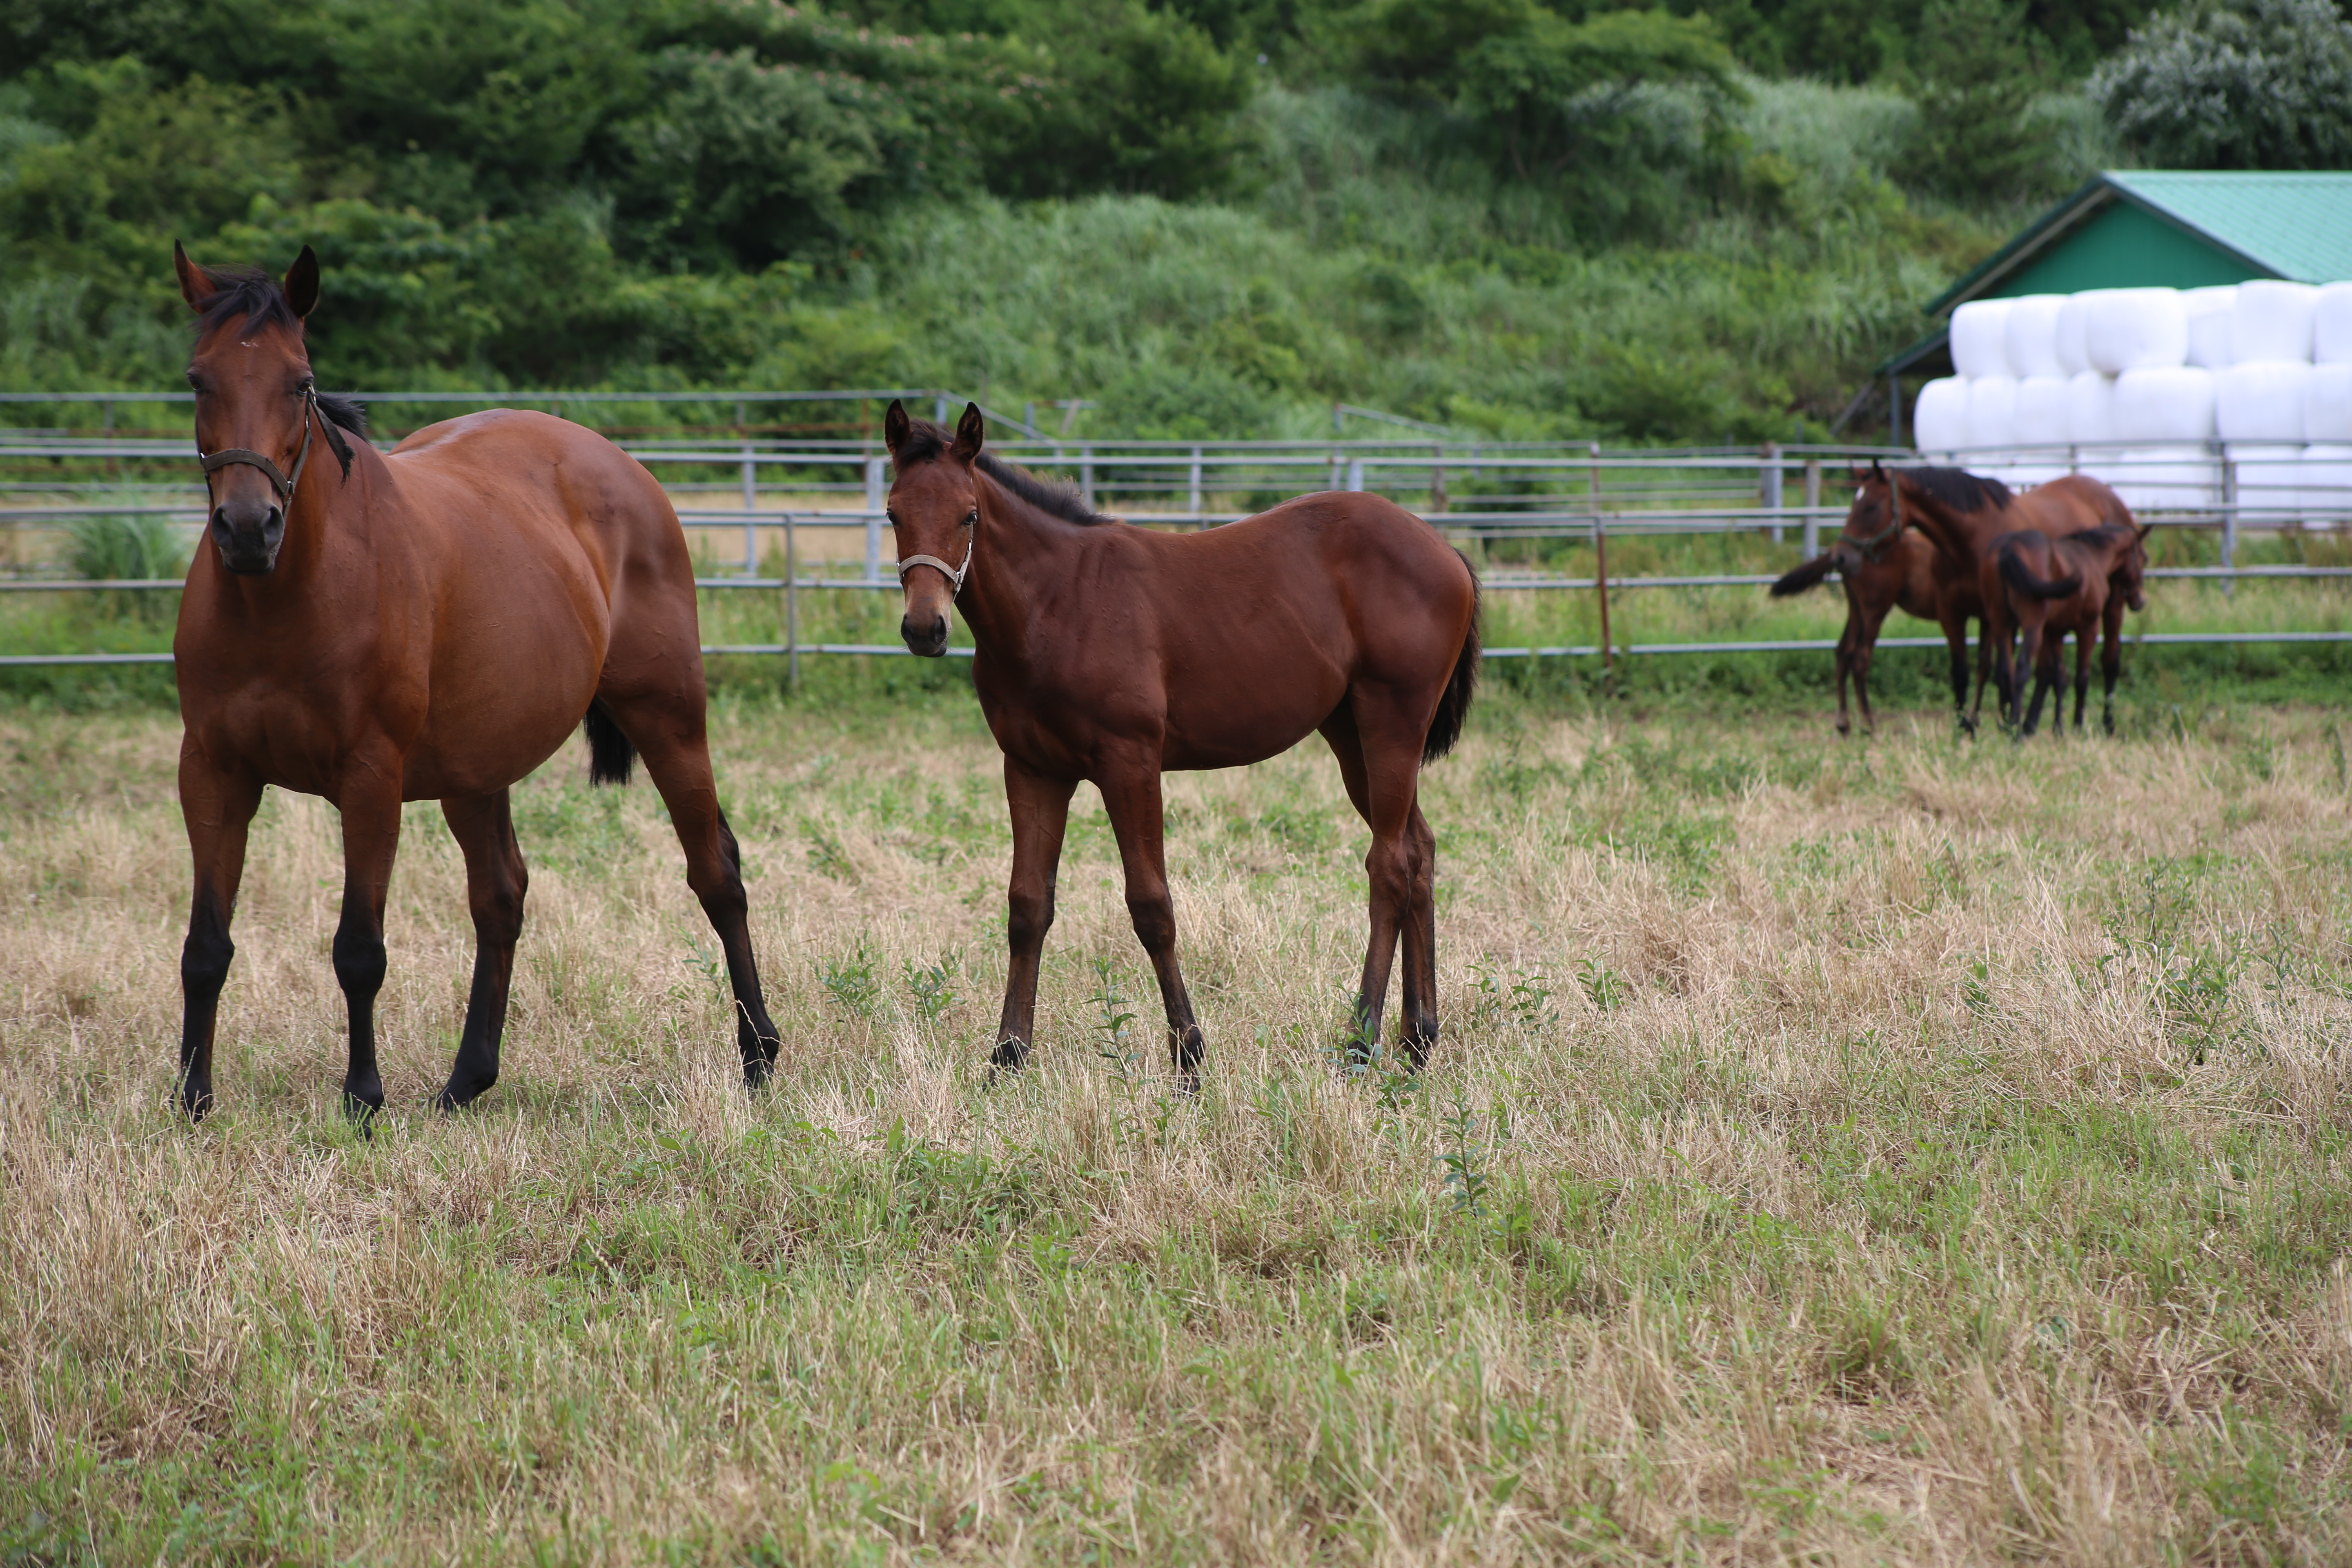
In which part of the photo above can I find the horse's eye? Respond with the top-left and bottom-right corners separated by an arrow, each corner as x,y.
885,509 -> 900,526
964,509 -> 978,527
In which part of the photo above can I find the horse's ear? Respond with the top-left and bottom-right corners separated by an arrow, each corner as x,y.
173,241 -> 212,310
282,245 -> 321,319
883,399 -> 911,457
1869,458 -> 1886,480
1847,463 -> 1868,484
952,401 -> 984,464
2136,520 -> 2153,541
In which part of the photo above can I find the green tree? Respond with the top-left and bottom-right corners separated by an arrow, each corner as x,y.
1898,0 -> 2064,202
2089,0 -> 2352,169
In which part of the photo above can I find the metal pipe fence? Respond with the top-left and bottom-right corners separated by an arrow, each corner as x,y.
5,424 -> 2349,669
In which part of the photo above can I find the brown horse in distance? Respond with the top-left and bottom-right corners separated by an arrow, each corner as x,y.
885,402 -> 1479,1083
171,243 -> 778,1119
1771,516 -> 1985,736
1981,523 -> 2151,736
1842,464 -> 2140,733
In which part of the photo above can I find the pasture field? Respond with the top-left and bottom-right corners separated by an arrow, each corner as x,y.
6,685 -> 2352,1563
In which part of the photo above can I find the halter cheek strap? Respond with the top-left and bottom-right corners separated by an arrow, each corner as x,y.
896,530 -> 974,597
198,386 -> 355,504
1851,471 -> 1906,561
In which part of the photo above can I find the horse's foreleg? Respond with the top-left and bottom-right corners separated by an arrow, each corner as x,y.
332,763 -> 403,1123
1940,608 -> 1971,733
1399,802 -> 1439,1067
1833,622 -> 1855,737
176,744 -> 262,1120
2102,615 -> 2124,735
1098,762 -> 1203,1090
2073,632 -> 2092,733
994,759 -> 1076,1072
438,791 -> 527,1111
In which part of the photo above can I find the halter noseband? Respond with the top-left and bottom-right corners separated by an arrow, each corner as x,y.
895,521 -> 974,597
1850,470 -> 1906,561
198,385 -> 354,504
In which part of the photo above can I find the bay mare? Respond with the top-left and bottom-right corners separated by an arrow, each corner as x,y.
884,403 -> 1479,1085
170,243 -> 777,1119
1832,464 -> 2140,732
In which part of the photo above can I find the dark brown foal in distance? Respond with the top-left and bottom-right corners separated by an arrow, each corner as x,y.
885,402 -> 1480,1084
171,244 -> 777,1118
1980,522 -> 2151,736
1771,518 -> 1985,736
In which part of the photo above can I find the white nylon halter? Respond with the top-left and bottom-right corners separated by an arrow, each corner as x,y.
895,529 -> 973,596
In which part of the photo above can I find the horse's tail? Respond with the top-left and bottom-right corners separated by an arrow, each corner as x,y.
1769,546 -> 1851,598
1998,543 -> 2080,601
1424,552 -> 1481,763
584,698 -> 637,787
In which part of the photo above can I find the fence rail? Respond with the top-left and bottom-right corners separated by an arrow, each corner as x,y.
7,419 -> 2350,673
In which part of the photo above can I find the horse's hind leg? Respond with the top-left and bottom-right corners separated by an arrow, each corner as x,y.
1097,759 -> 1204,1089
597,690 -> 781,1085
177,744 -> 262,1119
2072,633 -> 2092,733
1326,692 -> 1430,1069
993,758 -> 1076,1071
437,791 -> 527,1111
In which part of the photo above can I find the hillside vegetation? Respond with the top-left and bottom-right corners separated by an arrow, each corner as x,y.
4,0 -> 2347,440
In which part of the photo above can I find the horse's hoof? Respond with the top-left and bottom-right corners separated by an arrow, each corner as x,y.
989,1037 -> 1030,1073
342,1080 -> 384,1131
742,1055 -> 775,1092
435,1073 -> 496,1114
181,1085 -> 215,1123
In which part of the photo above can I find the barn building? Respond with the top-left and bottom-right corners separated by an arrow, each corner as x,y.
1875,171 -> 2352,445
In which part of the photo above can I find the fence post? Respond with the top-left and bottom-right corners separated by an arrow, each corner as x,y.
1590,442 -> 1610,672
1080,446 -> 1095,511
2220,449 -> 2238,593
1430,443 -> 1448,514
1188,446 -> 1203,520
1802,458 -> 1822,558
784,513 -> 799,690
1345,457 -> 1365,493
1762,440 -> 1783,543
934,394 -> 949,424
864,457 -> 885,583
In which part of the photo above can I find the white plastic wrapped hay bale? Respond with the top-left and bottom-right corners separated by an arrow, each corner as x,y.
2232,280 -> 2319,363
2183,285 -> 2237,369
2068,371 -> 2118,448
2316,283 -> 2352,364
2002,296 -> 2067,379
1949,300 -> 2014,378
2009,375 -> 2072,484
2307,363 -> 2352,442
2055,294 -> 2095,376
1911,376 -> 1969,456
2112,365 -> 2217,510
2301,365 -> 2352,523
2216,361 -> 2311,441
1965,376 -> 2019,458
2087,289 -> 2188,374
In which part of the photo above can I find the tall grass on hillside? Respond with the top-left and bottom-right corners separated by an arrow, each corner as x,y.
6,698 -> 2352,1560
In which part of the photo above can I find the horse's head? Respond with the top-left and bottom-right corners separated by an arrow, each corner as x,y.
1838,461 -> 1902,555
883,399 -> 982,658
176,242 -> 326,575
2118,521 -> 2153,613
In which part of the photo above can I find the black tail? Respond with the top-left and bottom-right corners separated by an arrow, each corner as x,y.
1424,552 -> 1481,763
584,698 -> 637,787
1998,546 -> 2081,601
1769,546 -> 1850,598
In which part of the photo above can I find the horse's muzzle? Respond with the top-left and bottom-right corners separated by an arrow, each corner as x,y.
211,502 -> 285,576
900,611 -> 949,658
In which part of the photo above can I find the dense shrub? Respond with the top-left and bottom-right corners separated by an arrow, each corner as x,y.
2088,0 -> 2352,169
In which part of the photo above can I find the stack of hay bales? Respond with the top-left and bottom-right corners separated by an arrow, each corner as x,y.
1911,281 -> 2352,523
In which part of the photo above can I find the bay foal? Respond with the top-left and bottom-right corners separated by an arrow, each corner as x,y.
884,403 -> 1479,1084
1772,520 -> 1983,736
172,244 -> 777,1118
1982,523 -> 2151,735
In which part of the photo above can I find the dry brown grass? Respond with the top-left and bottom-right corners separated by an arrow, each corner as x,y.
4,691 -> 2351,1564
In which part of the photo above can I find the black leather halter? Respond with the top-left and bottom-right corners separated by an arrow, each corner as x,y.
1849,470 -> 1906,561
198,385 -> 354,503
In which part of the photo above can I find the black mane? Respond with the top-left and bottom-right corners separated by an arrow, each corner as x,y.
1900,464 -> 2011,512
893,417 -> 1111,526
190,267 -> 366,437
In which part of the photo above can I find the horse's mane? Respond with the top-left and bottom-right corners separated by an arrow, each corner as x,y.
189,267 -> 367,438
894,417 -> 1111,526
1898,465 -> 2011,512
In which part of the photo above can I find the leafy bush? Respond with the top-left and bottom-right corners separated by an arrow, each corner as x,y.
2088,0 -> 2352,169
1895,0 -> 2066,202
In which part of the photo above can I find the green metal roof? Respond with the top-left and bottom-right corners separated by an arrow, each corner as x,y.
1923,171 -> 2352,316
